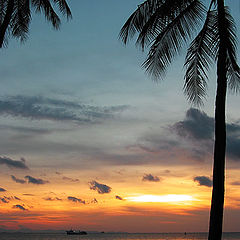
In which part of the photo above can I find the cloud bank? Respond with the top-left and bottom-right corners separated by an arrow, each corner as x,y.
0,95 -> 129,124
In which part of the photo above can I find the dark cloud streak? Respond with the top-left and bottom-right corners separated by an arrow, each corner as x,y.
89,181 -> 111,194
11,175 -> 26,184
194,176 -> 212,187
142,174 -> 160,182
13,205 -> 27,211
24,176 -> 49,185
0,157 -> 29,169
0,96 -> 129,124
68,196 -> 85,204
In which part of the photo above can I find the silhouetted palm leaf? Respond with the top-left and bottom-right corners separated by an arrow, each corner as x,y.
143,0 -> 205,79
223,7 -> 240,93
0,0 -> 71,47
11,0 -> 31,42
119,0 -> 164,44
135,0 -> 194,50
184,9 -> 218,105
31,0 -> 61,29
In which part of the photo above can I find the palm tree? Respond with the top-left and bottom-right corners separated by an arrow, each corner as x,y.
120,0 -> 240,239
0,0 -> 71,48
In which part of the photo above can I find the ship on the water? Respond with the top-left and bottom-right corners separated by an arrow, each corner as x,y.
66,229 -> 87,235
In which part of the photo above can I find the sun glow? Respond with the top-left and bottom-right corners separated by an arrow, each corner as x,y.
126,194 -> 195,203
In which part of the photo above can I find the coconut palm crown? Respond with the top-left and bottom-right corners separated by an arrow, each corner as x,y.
120,0 -> 240,104
0,0 -> 72,48
120,0 -> 240,239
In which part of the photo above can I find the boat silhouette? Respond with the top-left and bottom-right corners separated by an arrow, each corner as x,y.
66,229 -> 87,235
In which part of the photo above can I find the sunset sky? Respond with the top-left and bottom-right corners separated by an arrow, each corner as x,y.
0,0 -> 240,233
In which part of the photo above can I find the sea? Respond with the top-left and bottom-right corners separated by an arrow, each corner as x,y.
0,232 -> 239,240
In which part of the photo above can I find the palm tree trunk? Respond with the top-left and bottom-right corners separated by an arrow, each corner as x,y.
208,0 -> 227,239
0,0 -> 14,48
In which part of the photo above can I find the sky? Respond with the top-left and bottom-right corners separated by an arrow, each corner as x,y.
0,0 -> 240,233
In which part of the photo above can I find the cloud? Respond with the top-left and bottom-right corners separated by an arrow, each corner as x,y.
0,95 -> 129,124
172,108 -> 240,161
62,176 -> 79,182
91,198 -> 98,204
173,108 -> 214,140
226,124 -> 240,160
44,197 -> 62,201
0,188 -> 6,192
142,174 -> 160,182
194,176 -> 212,187
68,196 -> 85,204
115,195 -> 124,201
0,157 -> 29,169
13,205 -> 27,211
24,176 -> 49,185
0,125 -> 52,136
89,180 -> 111,194
0,197 -> 9,203
0,196 -> 21,203
11,175 -> 27,184
231,181 -> 240,186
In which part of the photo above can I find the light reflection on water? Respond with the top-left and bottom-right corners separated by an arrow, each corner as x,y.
0,232 -> 239,240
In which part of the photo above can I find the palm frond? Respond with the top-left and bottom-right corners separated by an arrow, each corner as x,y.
223,7 -> 240,93
0,0 -> 15,48
143,0 -> 205,80
11,0 -> 31,42
0,1 -> 7,24
119,0 -> 164,44
51,0 -> 72,19
184,8 -> 218,105
135,0 -> 180,50
31,0 -> 61,29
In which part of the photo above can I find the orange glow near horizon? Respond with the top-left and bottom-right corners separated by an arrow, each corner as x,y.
1,165 -> 240,232
125,194 -> 196,203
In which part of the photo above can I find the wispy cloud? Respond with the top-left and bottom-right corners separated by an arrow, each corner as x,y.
89,180 -> 111,194
62,176 -> 79,182
0,197 -> 9,203
24,176 -> 49,185
142,174 -> 160,182
13,205 -> 27,211
231,181 -> 240,186
68,196 -> 85,204
44,197 -> 62,201
194,176 -> 212,187
115,195 -> 124,201
0,157 -> 29,169
11,175 -> 27,184
0,95 -> 129,124
91,198 -> 98,204
0,196 -> 21,203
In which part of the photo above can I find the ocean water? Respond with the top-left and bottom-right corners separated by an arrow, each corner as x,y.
0,232 -> 240,240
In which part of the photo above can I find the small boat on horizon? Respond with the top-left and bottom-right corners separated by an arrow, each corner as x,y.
66,229 -> 87,235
